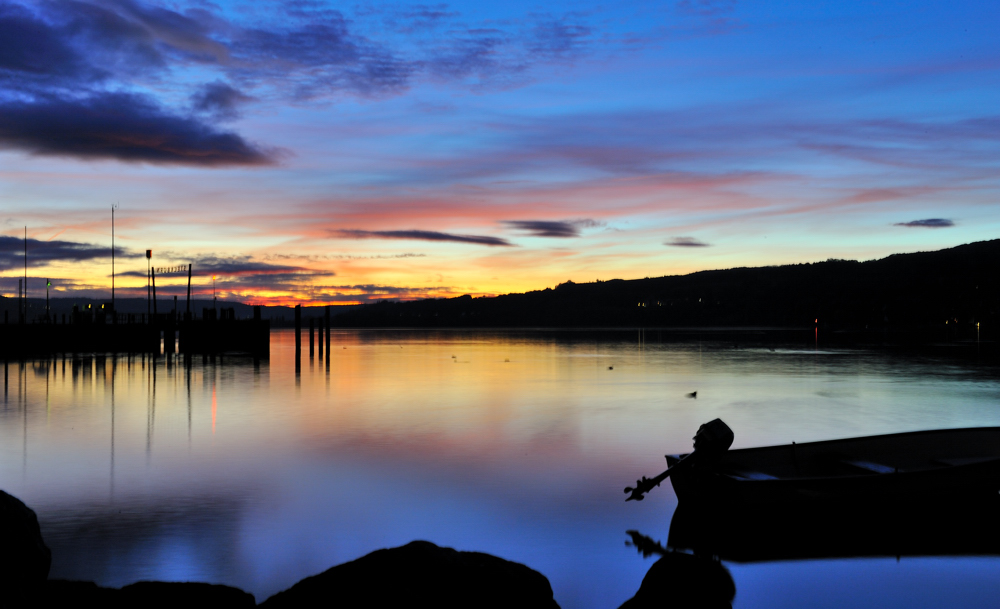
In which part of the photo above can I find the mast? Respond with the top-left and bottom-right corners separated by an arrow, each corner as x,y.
23,226 -> 26,322
112,204 -> 117,311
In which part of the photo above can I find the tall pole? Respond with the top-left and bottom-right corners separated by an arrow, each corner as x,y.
186,264 -> 192,315
146,250 -> 151,316
23,226 -> 27,323
111,204 -> 117,311
213,275 -> 217,314
46,279 -> 50,321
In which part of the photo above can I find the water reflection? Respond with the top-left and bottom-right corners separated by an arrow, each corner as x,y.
668,494 -> 1000,563
620,490 -> 1000,607
623,530 -> 734,609
0,331 -> 999,607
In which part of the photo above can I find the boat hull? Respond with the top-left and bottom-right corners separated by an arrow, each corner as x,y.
667,493 -> 1000,562
667,427 -> 1000,506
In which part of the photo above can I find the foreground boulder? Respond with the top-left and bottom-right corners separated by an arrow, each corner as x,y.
38,580 -> 256,607
261,540 -> 560,609
619,552 -> 735,609
0,490 -> 52,599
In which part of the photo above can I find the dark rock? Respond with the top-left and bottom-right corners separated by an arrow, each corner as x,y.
36,580 -> 255,607
261,540 -> 560,609
37,580 -> 119,604
119,581 -> 256,607
0,490 -> 52,598
619,552 -> 735,609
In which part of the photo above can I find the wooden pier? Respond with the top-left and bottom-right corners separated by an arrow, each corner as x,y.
0,307 -> 269,357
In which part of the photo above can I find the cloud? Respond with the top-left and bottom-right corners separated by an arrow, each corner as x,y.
333,229 -> 514,247
0,1 -> 101,86
3,1 -> 603,127
117,255 -> 324,278
114,255 -> 337,297
231,17 -> 414,98
191,81 -> 254,121
0,235 -> 133,270
529,20 -> 592,59
665,236 -> 710,247
502,219 -> 600,237
0,92 -> 276,165
676,0 -> 743,33
893,218 -> 954,228
262,253 -> 427,261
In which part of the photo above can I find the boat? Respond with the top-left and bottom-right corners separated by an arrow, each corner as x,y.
664,426 -> 1000,505
666,494 -> 1000,562
624,421 -> 1000,505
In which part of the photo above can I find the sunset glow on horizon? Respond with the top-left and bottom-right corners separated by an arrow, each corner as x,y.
1,0 -> 998,306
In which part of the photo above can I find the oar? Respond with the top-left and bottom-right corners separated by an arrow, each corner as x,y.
624,418 -> 734,502
624,456 -> 692,501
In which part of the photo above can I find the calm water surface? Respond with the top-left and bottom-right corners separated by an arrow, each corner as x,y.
2,330 -> 999,607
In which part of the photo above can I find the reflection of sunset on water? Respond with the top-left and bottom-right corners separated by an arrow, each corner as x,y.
2,331 -> 1000,607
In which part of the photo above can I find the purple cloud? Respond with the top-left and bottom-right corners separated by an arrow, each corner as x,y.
0,92 -> 275,165
894,218 -> 954,228
0,235 -> 135,270
665,237 -> 710,247
502,219 -> 600,237
333,229 -> 513,247
191,81 -> 254,121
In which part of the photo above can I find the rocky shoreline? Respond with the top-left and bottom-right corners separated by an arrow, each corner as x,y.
3,490 -> 733,608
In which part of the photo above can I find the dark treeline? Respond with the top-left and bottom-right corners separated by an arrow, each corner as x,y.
331,239 -> 1000,341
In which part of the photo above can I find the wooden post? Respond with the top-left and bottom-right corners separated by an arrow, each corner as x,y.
318,318 -> 324,359
294,305 -> 301,353
309,318 -> 315,357
294,304 -> 301,376
325,305 -> 331,354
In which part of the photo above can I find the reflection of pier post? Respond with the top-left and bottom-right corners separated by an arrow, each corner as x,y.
309,318 -> 315,358
186,353 -> 192,445
325,305 -> 331,354
110,354 -> 116,500
318,318 -> 324,360
22,361 -> 27,478
166,309 -> 176,356
147,354 -> 156,460
294,304 -> 301,378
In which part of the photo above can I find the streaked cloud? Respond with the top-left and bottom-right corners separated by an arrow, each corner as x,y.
0,235 -> 134,271
665,237 -> 711,247
117,256 -> 325,278
502,219 -> 600,237
191,82 -> 254,121
332,229 -> 514,247
0,92 -> 275,165
894,218 -> 955,228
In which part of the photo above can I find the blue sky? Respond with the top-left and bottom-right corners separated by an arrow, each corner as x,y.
0,0 -> 997,303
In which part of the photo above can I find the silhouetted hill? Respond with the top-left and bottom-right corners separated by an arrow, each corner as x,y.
331,240 -> 1000,340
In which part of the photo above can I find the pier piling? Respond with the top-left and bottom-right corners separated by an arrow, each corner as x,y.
294,305 -> 302,376
325,305 -> 331,354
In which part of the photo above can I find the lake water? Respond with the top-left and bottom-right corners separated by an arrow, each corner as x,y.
2,329 -> 999,607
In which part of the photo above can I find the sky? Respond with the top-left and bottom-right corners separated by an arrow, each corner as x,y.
0,0 -> 998,305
